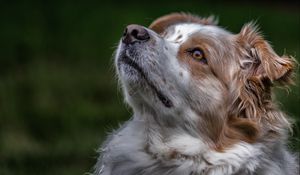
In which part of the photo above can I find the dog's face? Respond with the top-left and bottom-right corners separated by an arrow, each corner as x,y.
115,13 -> 294,148
116,15 -> 229,113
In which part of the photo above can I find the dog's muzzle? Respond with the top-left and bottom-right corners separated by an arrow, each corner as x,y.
117,25 -> 173,108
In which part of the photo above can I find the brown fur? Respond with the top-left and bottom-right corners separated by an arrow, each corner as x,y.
224,24 -> 296,150
176,20 -> 296,151
149,13 -> 217,34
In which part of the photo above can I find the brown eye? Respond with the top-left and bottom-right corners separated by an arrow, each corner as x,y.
192,50 -> 203,59
189,48 -> 207,64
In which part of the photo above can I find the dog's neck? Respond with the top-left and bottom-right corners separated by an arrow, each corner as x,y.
128,105 -> 267,174
132,104 -> 225,159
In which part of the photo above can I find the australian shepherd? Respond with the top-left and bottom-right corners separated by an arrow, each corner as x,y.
94,13 -> 298,175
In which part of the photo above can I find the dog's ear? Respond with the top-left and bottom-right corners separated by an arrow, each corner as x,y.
228,22 -> 295,133
237,23 -> 295,85
149,13 -> 217,34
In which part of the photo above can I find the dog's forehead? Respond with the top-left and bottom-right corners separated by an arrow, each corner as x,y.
164,23 -> 230,44
164,23 -> 202,43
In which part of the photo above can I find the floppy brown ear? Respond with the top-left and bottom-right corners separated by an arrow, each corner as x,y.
149,13 -> 217,34
237,23 -> 295,85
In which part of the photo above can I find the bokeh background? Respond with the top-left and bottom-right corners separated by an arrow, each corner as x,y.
0,0 -> 299,175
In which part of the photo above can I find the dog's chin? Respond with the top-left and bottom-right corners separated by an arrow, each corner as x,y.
119,63 -> 143,85
117,54 -> 173,108
118,54 -> 144,82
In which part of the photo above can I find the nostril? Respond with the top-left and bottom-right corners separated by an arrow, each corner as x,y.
132,29 -> 149,41
131,29 -> 139,38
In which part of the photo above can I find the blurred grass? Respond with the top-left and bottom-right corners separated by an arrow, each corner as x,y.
0,1 -> 299,175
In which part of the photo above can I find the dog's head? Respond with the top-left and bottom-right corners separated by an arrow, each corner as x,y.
115,13 -> 295,149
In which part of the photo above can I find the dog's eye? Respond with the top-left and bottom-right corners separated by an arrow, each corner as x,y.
189,49 -> 207,64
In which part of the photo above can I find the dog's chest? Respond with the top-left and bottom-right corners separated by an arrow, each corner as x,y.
98,120 -> 201,175
96,121 -> 258,175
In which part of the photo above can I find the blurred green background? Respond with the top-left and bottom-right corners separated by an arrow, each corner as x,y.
0,0 -> 299,175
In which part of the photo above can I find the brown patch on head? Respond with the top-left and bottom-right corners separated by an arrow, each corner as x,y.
176,32 -> 250,150
237,22 -> 295,84
175,22 -> 295,151
177,35 -> 209,78
149,13 -> 218,34
216,22 -> 296,150
231,23 -> 296,123
176,31 -> 232,82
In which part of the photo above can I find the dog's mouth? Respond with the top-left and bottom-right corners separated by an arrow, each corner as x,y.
119,55 -> 173,108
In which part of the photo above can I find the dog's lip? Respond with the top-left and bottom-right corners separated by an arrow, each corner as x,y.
118,55 -> 173,108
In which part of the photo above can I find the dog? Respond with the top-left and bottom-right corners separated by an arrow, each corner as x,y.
94,13 -> 298,175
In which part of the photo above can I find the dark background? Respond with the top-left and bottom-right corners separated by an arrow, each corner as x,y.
0,1 -> 299,175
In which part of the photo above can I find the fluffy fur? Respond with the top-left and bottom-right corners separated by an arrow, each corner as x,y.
94,13 -> 299,175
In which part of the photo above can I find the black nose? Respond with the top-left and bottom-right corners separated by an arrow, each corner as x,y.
122,24 -> 150,44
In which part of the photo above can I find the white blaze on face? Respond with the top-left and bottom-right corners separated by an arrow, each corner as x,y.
165,23 -> 204,44
165,23 -> 228,44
